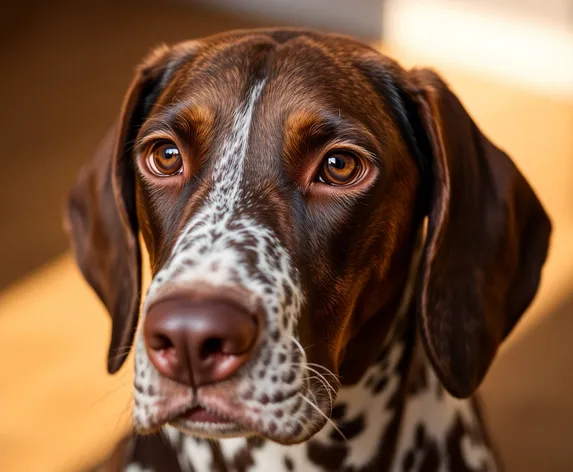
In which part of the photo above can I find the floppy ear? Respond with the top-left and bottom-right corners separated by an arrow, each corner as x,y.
65,46 -> 176,373
403,69 -> 551,397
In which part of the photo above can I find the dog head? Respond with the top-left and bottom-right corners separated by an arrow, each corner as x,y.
67,29 -> 550,444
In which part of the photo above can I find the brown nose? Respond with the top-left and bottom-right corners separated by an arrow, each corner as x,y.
143,298 -> 259,387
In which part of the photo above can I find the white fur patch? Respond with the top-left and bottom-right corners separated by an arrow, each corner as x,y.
392,366 -> 496,472
333,343 -> 404,469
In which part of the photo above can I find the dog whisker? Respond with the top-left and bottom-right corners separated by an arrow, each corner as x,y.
295,363 -> 338,397
304,362 -> 342,381
293,415 -> 313,440
289,335 -> 308,362
113,397 -> 134,435
87,378 -> 132,410
298,393 -> 347,442
301,371 -> 336,409
297,364 -> 339,388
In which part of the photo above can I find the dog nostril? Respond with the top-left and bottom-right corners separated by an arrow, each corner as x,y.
200,337 -> 223,359
151,333 -> 174,352
144,298 -> 260,386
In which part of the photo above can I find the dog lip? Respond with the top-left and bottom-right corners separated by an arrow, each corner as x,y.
168,401 -> 251,438
169,395 -> 261,436
179,405 -> 234,424
147,392 -> 316,444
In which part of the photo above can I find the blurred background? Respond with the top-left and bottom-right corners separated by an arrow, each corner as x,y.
0,0 -> 571,470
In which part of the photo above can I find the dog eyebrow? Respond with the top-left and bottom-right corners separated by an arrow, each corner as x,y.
135,102 -> 215,153
284,110 -> 380,166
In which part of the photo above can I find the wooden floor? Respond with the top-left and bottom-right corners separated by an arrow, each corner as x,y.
0,1 -> 572,471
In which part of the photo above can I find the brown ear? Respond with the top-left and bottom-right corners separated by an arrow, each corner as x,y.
66,46 -> 176,373
405,69 -> 552,397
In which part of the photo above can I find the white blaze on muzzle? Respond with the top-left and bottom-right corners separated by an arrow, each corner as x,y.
137,78 -> 304,383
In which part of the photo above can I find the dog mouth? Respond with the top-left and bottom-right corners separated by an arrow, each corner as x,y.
136,375 -> 334,443
150,388 -> 320,443
158,387 -> 267,438
170,404 -> 248,437
180,405 -> 231,424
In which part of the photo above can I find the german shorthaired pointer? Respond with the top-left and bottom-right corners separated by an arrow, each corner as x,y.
67,29 -> 551,471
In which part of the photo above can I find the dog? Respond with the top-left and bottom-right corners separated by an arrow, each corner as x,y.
67,28 -> 551,471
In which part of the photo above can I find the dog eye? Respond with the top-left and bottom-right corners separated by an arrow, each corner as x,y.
317,152 -> 362,185
147,142 -> 183,176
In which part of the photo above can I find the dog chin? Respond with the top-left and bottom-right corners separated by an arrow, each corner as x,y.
169,415 -> 325,446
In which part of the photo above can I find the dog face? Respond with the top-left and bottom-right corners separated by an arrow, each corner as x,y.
67,29 -> 551,444
132,32 -> 423,442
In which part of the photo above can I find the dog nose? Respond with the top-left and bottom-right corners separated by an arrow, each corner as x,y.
143,298 -> 259,387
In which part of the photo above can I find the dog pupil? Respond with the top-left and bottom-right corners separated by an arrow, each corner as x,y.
328,155 -> 346,169
163,148 -> 178,160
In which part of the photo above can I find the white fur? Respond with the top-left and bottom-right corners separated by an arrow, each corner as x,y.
392,366 -> 496,472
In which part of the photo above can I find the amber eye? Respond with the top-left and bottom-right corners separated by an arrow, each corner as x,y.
147,142 -> 183,176
318,152 -> 362,185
